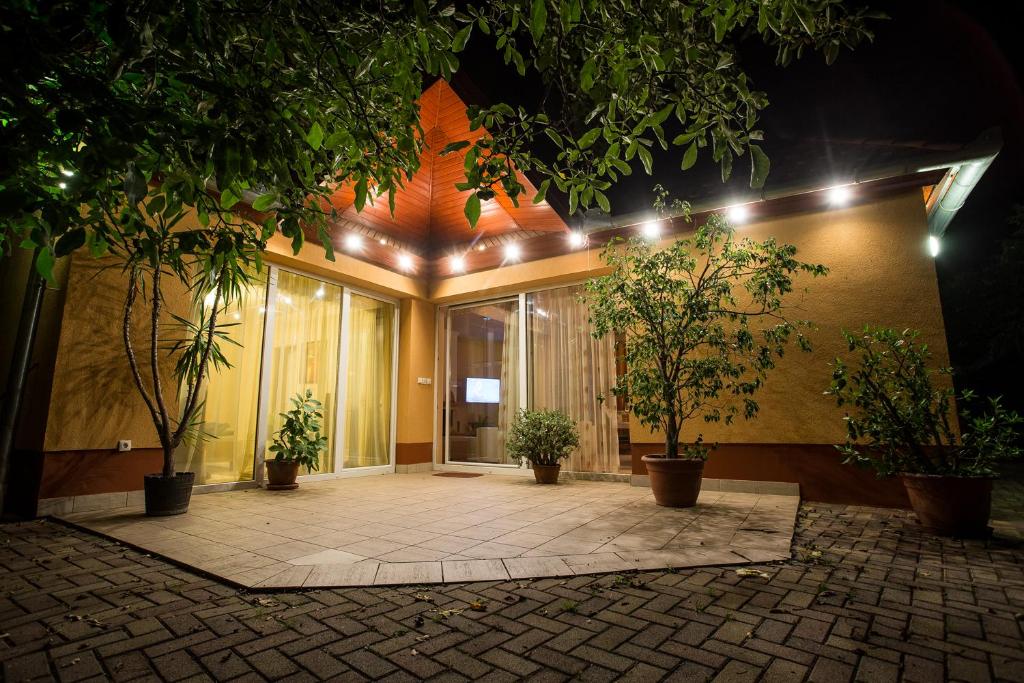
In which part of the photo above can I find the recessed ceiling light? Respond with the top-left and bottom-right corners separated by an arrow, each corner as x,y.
726,205 -> 750,224
504,243 -> 521,261
397,253 -> 414,271
379,237 -> 387,245
345,233 -> 363,251
827,185 -> 853,206
928,235 -> 941,258
477,244 -> 486,251
450,255 -> 466,273
640,221 -> 661,239
568,231 -> 586,248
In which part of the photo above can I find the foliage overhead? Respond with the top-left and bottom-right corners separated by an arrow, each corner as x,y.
506,409 -> 581,466
827,327 -> 1023,477
1,0 -> 879,284
586,192 -> 827,459
269,390 -> 329,474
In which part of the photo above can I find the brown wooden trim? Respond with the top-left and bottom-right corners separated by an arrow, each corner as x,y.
38,449 -> 163,498
631,442 -> 910,509
396,442 -> 433,465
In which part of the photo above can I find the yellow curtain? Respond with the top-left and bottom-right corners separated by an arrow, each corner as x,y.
343,295 -> 394,468
267,271 -> 341,472
173,273 -> 266,484
529,285 -> 619,473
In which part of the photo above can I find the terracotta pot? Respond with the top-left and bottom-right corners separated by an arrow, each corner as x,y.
900,473 -> 993,538
144,472 -> 195,516
266,460 -> 300,490
532,463 -> 561,484
642,456 -> 704,507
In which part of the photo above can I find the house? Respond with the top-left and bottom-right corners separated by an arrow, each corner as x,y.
2,80 -> 999,517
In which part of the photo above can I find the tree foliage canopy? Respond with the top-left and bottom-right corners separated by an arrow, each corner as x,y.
1,0 -> 877,283
586,195 -> 827,459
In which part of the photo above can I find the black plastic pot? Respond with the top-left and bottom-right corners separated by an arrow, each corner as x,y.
144,472 -> 195,516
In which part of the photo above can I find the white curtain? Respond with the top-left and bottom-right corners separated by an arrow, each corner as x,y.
496,307 -> 519,464
529,285 -> 619,473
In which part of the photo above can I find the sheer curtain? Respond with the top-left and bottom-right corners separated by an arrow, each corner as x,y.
529,285 -> 619,473
267,271 -> 341,472
174,274 -> 266,484
344,295 -> 394,468
495,306 -> 519,464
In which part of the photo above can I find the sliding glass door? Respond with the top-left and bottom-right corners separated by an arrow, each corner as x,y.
175,267 -> 397,485
444,299 -> 521,465
443,285 -> 620,473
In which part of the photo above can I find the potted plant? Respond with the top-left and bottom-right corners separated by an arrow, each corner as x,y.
586,194 -> 827,507
266,390 -> 327,490
506,409 -> 580,483
827,327 -> 1022,537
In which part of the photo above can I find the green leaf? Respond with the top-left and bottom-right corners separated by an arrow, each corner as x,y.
577,128 -> 601,150
595,189 -> 610,213
533,178 -> 551,205
354,177 -> 368,211
530,0 -> 548,42
681,141 -> 698,170
219,187 -> 241,210
35,247 -> 55,284
440,140 -> 471,155
673,131 -> 698,146
637,145 -> 653,175
251,193 -> 276,212
305,122 -> 324,150
749,144 -> 770,189
453,24 -> 472,52
465,192 -> 481,227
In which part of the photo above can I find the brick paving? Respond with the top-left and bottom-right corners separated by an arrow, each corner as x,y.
2,503 -> 1023,682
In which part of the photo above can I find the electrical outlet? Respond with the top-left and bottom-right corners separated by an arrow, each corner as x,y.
117,439 -> 132,452
417,377 -> 432,385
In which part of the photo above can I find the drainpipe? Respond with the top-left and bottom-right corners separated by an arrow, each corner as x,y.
0,253 -> 46,516
922,151 -> 999,238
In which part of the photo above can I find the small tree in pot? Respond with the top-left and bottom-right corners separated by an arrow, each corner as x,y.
506,409 -> 580,484
586,201 -> 826,507
827,327 -> 1022,536
266,390 -> 327,490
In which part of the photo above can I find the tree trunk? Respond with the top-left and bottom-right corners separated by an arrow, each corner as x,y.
664,412 -> 679,459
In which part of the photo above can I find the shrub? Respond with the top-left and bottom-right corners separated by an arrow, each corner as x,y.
827,327 -> 1022,477
506,409 -> 580,467
269,390 -> 328,473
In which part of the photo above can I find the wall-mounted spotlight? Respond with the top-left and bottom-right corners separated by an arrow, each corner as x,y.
450,255 -> 466,273
928,235 -> 941,258
726,205 -> 750,224
640,221 -> 662,239
827,185 -> 853,206
568,231 -> 586,248
504,243 -> 521,261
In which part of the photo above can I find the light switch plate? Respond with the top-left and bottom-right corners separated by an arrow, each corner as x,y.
417,377 -> 432,385
117,439 -> 132,452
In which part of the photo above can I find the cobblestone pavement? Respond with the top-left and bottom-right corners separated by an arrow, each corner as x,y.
2,503 -> 1022,682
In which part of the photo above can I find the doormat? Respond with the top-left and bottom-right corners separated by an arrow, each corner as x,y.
433,472 -> 485,478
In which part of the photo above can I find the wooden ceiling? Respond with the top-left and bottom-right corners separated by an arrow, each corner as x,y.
326,80 -> 568,256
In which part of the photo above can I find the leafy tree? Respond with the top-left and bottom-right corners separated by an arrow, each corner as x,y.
1,0 -> 878,279
0,0 -> 873,482
586,192 -> 826,459
827,327 -> 1022,477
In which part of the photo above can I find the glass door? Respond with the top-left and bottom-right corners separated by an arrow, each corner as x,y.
444,299 -> 521,465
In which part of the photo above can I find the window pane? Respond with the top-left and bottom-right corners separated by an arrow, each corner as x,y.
174,274 -> 266,484
267,271 -> 341,473
343,294 -> 395,468
528,285 -> 621,473
446,301 -> 519,464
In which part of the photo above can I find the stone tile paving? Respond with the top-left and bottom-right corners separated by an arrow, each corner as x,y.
54,475 -> 797,587
2,502 -> 1023,682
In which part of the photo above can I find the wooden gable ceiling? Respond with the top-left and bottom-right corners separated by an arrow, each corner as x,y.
326,80 -> 568,255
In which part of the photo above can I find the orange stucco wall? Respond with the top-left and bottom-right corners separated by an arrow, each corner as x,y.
395,298 -> 436,463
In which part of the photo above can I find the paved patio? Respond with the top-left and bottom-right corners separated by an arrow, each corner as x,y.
2,501 -> 1022,682
56,474 -> 798,588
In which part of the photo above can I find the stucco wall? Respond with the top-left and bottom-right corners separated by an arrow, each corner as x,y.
44,253 -> 191,452
395,298 -> 436,464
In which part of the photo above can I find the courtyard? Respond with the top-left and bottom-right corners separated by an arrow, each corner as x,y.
52,475 -> 797,588
2,499 -> 1023,681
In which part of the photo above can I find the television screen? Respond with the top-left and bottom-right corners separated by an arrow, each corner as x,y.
466,377 -> 500,404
